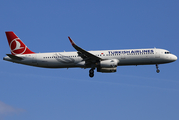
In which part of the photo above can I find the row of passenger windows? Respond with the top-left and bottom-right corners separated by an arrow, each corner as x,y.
127,52 -> 154,55
43,52 -> 154,59
43,56 -> 78,59
107,52 -> 154,56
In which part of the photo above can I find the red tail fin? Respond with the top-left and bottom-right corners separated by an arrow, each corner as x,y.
5,31 -> 35,55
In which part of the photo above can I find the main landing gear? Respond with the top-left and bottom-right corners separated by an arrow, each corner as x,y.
89,68 -> 95,78
156,64 -> 160,73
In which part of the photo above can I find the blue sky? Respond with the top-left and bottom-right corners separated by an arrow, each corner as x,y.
0,0 -> 179,120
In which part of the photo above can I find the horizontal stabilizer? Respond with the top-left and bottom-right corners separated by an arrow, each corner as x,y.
6,54 -> 23,60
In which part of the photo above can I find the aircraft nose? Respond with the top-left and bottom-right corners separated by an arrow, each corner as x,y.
171,54 -> 177,61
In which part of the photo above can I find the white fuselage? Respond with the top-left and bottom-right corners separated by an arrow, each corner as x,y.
3,48 -> 177,68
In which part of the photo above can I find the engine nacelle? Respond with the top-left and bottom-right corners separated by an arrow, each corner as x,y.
99,59 -> 119,68
97,67 -> 117,73
97,59 -> 119,73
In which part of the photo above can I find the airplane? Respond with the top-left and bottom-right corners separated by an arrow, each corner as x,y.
3,31 -> 177,78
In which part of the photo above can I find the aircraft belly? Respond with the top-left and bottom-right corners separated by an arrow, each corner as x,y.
46,62 -> 77,68
119,57 -> 155,65
42,58 -> 81,68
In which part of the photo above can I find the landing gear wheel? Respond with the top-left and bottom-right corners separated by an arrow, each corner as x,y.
89,68 -> 95,78
156,64 -> 160,73
156,69 -> 160,73
89,69 -> 94,74
89,73 -> 94,78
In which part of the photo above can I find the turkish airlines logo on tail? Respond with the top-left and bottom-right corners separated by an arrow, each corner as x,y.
10,38 -> 27,55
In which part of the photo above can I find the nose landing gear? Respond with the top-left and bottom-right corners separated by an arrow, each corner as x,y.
156,64 -> 160,73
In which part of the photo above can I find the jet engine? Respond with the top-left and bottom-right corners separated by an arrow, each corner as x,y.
97,59 -> 119,73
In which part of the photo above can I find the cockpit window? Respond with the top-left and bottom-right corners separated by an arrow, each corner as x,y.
165,52 -> 171,54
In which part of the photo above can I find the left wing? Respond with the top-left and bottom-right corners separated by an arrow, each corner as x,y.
68,37 -> 101,61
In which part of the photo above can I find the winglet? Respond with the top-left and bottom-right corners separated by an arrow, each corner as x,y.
68,36 -> 75,46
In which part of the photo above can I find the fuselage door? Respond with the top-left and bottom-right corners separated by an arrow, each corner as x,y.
121,54 -> 125,59
155,49 -> 160,58
32,55 -> 38,65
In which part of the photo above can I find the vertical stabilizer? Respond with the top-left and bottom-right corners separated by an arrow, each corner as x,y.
5,31 -> 35,55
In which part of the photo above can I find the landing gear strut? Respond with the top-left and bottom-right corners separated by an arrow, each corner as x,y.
156,64 -> 160,73
89,68 -> 95,78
